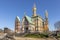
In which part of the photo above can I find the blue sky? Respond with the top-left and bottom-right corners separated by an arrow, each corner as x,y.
0,0 -> 60,31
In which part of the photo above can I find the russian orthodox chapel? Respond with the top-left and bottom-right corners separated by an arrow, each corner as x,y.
15,3 -> 49,33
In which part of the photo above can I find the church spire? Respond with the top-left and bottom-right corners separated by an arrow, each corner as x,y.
32,3 -> 37,16
44,10 -> 49,32
45,10 -> 48,18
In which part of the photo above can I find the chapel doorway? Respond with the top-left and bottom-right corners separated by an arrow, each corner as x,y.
25,27 -> 29,33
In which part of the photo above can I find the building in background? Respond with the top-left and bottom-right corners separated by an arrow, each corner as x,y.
4,27 -> 13,33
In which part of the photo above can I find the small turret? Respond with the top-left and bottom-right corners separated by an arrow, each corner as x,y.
44,10 -> 49,32
15,16 -> 20,33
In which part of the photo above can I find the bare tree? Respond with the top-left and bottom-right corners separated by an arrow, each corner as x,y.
54,21 -> 60,40
54,21 -> 60,31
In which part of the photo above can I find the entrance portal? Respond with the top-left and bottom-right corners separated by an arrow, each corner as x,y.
25,27 -> 29,33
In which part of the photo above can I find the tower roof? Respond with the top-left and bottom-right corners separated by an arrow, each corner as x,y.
15,16 -> 20,22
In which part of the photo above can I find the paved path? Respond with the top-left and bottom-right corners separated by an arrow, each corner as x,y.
15,37 -> 60,40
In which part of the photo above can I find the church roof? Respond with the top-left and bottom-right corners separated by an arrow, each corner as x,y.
25,15 -> 34,24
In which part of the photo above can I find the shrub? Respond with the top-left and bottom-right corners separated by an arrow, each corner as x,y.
24,33 -> 49,38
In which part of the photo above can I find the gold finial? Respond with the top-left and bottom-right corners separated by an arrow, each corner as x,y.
32,2 -> 37,16
34,3 -> 36,8
33,2 -> 37,11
